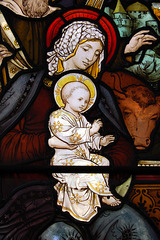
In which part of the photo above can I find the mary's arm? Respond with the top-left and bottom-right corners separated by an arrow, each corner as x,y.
0,117 -> 48,163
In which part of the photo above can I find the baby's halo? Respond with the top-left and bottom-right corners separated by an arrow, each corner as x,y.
54,73 -> 97,112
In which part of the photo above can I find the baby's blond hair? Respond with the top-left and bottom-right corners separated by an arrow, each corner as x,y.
61,81 -> 90,105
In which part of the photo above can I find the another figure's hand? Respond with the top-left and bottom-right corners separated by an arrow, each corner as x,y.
90,119 -> 103,136
0,44 -> 13,66
124,30 -> 157,54
100,135 -> 115,146
48,136 -> 77,150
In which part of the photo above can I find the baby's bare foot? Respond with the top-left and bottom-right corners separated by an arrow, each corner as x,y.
102,195 -> 121,206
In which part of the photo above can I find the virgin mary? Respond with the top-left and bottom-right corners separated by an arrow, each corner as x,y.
0,8 -> 159,240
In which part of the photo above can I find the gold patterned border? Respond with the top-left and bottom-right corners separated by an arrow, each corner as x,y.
129,184 -> 160,230
138,161 -> 160,167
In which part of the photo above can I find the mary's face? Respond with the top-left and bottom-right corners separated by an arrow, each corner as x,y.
65,40 -> 103,71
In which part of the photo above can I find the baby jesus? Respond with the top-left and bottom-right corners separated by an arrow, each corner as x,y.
48,77 -> 121,222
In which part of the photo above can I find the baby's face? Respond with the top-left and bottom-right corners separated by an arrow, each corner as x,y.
67,88 -> 90,113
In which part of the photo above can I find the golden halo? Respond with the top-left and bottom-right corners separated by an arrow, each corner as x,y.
54,73 -> 97,112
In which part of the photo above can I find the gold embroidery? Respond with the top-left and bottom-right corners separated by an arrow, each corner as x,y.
3,24 -> 10,30
62,159 -> 74,166
51,110 -> 61,118
70,133 -> 82,144
14,40 -> 20,47
87,163 -> 94,166
89,181 -> 109,193
51,121 -> 63,134
103,173 -> 108,178
10,67 -> 18,74
43,78 -> 53,87
70,193 -> 82,204
91,154 -> 103,164
75,147 -> 87,159
75,193 -> 82,203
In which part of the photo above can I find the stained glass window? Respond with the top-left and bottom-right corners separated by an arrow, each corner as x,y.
0,0 -> 160,239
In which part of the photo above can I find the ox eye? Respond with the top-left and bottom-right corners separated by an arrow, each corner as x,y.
123,110 -> 132,117
151,114 -> 159,121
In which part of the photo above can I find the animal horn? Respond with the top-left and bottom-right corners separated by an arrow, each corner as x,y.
156,96 -> 160,106
109,72 -> 126,100
111,72 -> 123,92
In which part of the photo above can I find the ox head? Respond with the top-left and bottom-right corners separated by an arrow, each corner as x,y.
114,85 -> 160,150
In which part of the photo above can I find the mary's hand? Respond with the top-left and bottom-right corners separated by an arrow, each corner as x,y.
0,44 -> 13,66
124,30 -> 157,54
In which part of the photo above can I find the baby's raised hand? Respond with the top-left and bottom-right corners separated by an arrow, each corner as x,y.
100,135 -> 115,146
90,119 -> 103,136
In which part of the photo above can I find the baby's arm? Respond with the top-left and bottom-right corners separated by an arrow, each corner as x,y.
49,111 -> 91,146
100,135 -> 115,147
90,119 -> 103,136
48,136 -> 77,150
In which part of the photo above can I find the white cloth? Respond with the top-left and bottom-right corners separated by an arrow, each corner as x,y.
49,109 -> 112,222
47,21 -> 105,76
